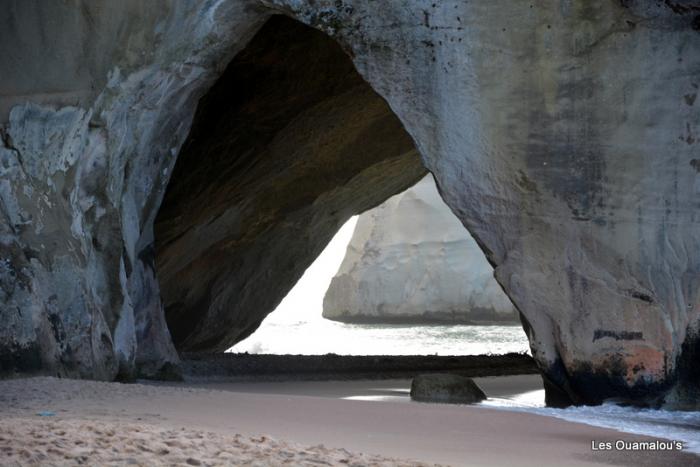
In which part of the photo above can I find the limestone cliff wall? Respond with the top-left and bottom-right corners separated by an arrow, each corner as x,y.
1,0 -> 699,408
324,176 -> 517,324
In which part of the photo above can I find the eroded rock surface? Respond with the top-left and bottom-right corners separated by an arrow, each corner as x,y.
1,1 -> 699,408
323,175 -> 517,324
154,16 -> 425,352
0,0 -> 271,378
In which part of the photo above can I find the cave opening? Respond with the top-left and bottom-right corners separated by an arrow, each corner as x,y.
154,14 -> 529,367
228,207 -> 531,358
154,14 -> 426,354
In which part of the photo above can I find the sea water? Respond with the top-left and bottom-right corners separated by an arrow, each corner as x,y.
482,394 -> 700,454
228,318 -> 530,356
228,216 -> 531,356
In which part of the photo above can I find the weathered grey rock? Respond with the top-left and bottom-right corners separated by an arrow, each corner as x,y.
323,175 -> 518,324
410,374 -> 487,404
0,0 -> 269,378
0,1 -> 699,409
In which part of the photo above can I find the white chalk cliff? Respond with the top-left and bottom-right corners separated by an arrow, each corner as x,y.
324,176 -> 517,324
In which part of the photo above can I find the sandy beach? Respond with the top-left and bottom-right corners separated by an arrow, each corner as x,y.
1,376 -> 696,466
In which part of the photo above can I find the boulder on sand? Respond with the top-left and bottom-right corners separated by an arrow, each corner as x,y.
410,374 -> 487,404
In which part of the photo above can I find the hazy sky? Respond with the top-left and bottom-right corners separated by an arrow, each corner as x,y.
229,214 -> 531,356
265,216 -> 358,325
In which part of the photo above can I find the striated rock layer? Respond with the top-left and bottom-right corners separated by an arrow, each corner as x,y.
154,16 -> 425,352
324,176 -> 518,324
1,1 -> 699,408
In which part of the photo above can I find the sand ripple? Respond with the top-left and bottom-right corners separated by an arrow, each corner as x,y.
0,417 -> 432,466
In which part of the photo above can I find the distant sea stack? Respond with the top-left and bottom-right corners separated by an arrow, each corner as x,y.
323,176 -> 518,325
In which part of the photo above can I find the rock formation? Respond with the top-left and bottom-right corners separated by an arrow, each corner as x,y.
1,1 -> 699,408
410,374 -> 487,404
324,175 -> 518,324
154,16 -> 425,352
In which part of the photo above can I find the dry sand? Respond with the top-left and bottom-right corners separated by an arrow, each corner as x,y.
1,376 -> 696,466
0,378 -> 433,467
0,418 -> 426,466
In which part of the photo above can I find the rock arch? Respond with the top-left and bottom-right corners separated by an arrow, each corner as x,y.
1,1 -> 699,408
154,15 -> 426,352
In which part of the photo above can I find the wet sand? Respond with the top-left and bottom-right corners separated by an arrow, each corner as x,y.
181,352 -> 538,381
2,376 -> 696,466
176,374 -> 545,403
